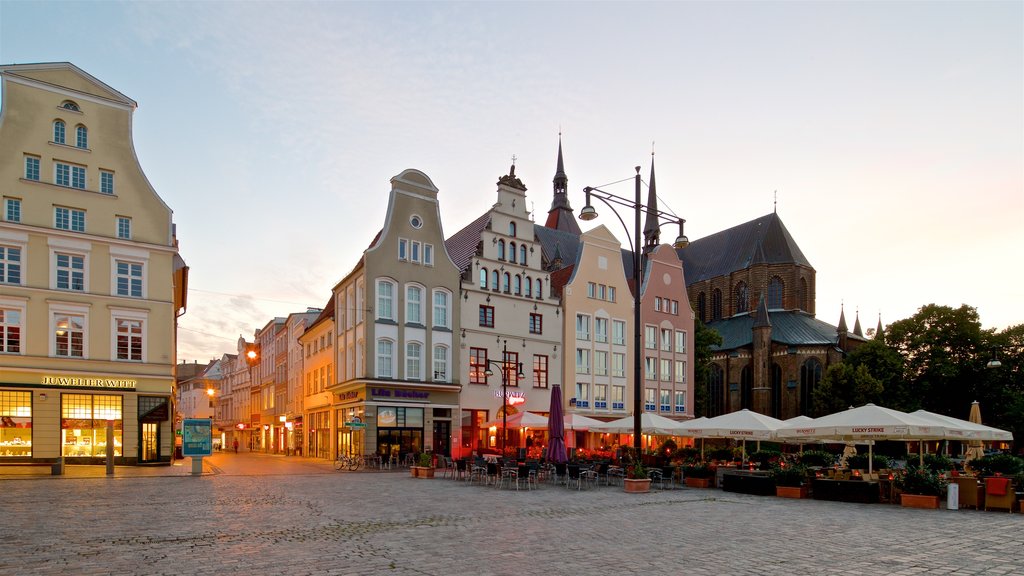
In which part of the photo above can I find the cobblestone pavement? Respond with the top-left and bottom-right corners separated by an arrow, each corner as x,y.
1,453 -> 1021,576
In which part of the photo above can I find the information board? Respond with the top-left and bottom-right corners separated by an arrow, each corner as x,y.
181,418 -> 213,457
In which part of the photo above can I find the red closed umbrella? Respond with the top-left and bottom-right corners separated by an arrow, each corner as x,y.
546,384 -> 567,463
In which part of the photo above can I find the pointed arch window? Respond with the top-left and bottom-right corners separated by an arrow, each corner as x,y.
711,289 -> 723,321
768,277 -> 784,309
697,292 -> 706,323
735,282 -> 748,314
490,270 -> 499,291
479,268 -> 488,288
525,276 -> 532,297
800,358 -> 822,416
497,240 -> 506,261
513,275 -> 521,295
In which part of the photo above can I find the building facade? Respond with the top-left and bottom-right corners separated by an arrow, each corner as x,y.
329,169 -> 462,462
299,302 -> 334,460
0,62 -> 187,465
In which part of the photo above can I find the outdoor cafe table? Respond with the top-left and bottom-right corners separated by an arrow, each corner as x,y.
721,470 -> 775,496
812,478 -> 880,504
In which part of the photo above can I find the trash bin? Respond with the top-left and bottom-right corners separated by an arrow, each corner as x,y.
946,482 -> 959,510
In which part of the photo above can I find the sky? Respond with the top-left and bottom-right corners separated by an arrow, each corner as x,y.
2,1 -> 1021,364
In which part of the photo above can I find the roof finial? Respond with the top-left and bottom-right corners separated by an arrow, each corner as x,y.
773,190 -> 777,213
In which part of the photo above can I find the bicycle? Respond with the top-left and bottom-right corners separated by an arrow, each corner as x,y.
333,453 -> 363,471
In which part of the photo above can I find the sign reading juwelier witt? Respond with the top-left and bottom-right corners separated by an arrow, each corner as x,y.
181,418 -> 213,457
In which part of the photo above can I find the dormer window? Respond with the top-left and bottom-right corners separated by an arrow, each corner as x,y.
61,101 -> 80,112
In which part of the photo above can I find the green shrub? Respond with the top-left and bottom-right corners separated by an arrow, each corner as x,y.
708,447 -> 736,462
798,450 -> 835,467
970,453 -> 1024,477
771,464 -> 808,487
846,453 -> 892,471
682,463 -> 715,478
894,465 -> 947,496
922,453 -> 954,473
417,452 -> 433,467
749,449 -> 783,471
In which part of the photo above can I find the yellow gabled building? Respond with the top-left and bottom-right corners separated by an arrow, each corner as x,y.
0,62 -> 187,465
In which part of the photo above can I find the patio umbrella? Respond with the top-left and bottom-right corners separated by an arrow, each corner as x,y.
683,409 -> 785,463
676,417 -> 709,459
546,385 -> 568,463
909,408 -> 1013,442
563,413 -> 604,431
776,403 -> 949,473
590,412 -> 684,436
483,411 -> 548,429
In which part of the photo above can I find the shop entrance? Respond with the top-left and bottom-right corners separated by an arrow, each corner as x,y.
140,422 -> 159,462
432,421 -> 451,456
376,429 -> 422,463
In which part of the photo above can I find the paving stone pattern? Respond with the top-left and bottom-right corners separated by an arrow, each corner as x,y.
0,456 -> 1021,576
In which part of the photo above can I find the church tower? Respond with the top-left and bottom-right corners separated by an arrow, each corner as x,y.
643,154 -> 661,252
544,135 -> 582,235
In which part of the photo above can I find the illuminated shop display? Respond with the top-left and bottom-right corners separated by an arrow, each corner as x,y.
0,391 -> 32,457
61,394 -> 123,457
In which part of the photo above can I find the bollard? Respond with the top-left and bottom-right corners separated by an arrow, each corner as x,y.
946,482 -> 959,510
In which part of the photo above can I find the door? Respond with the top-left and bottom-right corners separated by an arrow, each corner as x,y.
140,422 -> 159,463
432,421 -> 451,456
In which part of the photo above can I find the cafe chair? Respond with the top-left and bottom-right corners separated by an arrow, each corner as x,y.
953,476 -> 982,510
984,477 -> 1015,512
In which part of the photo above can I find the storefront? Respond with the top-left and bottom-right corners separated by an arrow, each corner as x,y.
330,383 -> 459,461
1,370 -> 173,465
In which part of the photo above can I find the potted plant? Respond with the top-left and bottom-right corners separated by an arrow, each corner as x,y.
412,452 -> 435,479
798,450 -> 836,468
895,465 -> 946,509
682,462 -> 715,488
623,450 -> 651,493
772,464 -> 809,498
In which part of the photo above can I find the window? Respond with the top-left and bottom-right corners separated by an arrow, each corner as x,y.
676,330 -> 687,353
406,285 -> 422,324
671,300 -> 678,315
594,384 -> 607,409
535,279 -> 542,298
497,239 -> 505,260
587,282 -> 595,298
612,320 -> 626,346
25,156 -> 40,181
410,214 -> 423,229
424,244 -> 433,266
595,317 -> 608,343
509,221 -> 516,236
76,125 -> 88,148
502,350 -> 520,386
0,308 -> 22,353
644,325 -> 656,349
56,163 -> 70,187
376,280 -> 395,321
70,165 -> 85,189
661,328 -> 672,352
654,297 -> 661,312
376,339 -> 394,378
576,314 -> 591,340
735,281 -> 749,314
99,170 -> 114,194
645,388 -> 657,411
356,281 -> 364,324
711,288 -> 722,321
479,305 -> 494,328
598,284 -> 606,300
479,267 -> 488,288
594,350 -> 608,376
533,355 -> 548,388
0,246 -> 21,284
676,360 -> 687,383
490,270 -> 499,291
61,101 -> 80,111
513,275 -> 521,295
574,382 -> 589,408
0,391 -> 31,456
117,217 -> 131,239
675,391 -> 686,413
612,353 -> 625,377
470,347 -> 488,384
800,358 -> 822,415
53,120 -> 66,144
575,348 -> 590,374
115,318 -> 143,361
406,342 -> 422,380
5,199 -> 20,223
56,253 -> 85,291
115,261 -> 143,297
432,290 -> 449,328
660,389 -> 671,412
55,207 -> 85,232
645,357 -> 657,380
433,345 -> 448,381
411,241 -> 420,263
529,313 -> 542,334
768,276 -> 784,309
660,358 -> 671,381
502,272 -> 510,293
524,276 -> 532,297
608,286 -> 615,302
519,244 -> 527,265
612,385 -> 625,410
398,238 -> 408,261
62,394 -> 123,458
54,313 -> 85,357
509,242 -> 516,261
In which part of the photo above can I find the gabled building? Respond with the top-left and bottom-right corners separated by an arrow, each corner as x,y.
445,162 -> 561,457
0,62 -> 186,465
298,299 -> 334,460
284,308 -> 321,454
329,169 -> 461,461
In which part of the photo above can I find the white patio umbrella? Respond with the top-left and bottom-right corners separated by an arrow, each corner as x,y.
909,409 -> 1013,443
562,413 -> 605,431
776,403 -> 949,473
683,409 -> 786,463
590,412 -> 684,436
676,417 -> 709,458
483,411 -> 548,430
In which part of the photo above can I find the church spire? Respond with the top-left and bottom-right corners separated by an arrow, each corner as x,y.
544,133 -> 582,235
875,313 -> 885,343
643,152 -> 661,251
837,303 -> 848,334
853,308 -> 863,338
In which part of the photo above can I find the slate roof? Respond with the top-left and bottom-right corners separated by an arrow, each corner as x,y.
707,310 -> 866,350
677,212 -> 813,285
534,225 -> 581,271
444,211 -> 490,272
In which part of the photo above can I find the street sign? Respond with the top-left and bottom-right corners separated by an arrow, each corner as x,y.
344,421 -> 366,429
181,418 -> 213,457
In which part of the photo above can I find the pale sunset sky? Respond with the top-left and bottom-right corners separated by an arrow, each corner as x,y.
2,1 -> 1021,363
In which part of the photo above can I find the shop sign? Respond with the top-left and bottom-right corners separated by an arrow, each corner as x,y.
338,390 -> 360,401
181,418 -> 213,457
495,390 -> 526,406
40,376 -> 137,390
370,387 -> 429,400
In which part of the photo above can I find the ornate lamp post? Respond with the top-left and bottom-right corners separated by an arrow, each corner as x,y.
484,340 -> 524,456
579,166 -> 688,452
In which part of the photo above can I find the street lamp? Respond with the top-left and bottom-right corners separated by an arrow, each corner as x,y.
484,340 -> 525,457
580,166 -> 688,452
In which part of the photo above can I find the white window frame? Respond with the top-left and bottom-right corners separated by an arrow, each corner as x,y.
660,358 -> 671,382
406,341 -> 422,380
5,198 -> 21,223
594,350 -> 608,377
612,352 -> 625,378
406,284 -> 423,325
576,313 -> 591,341
101,171 -> 114,194
595,317 -> 608,343
0,297 -> 27,355
675,360 -> 687,384
53,120 -> 66,144
114,260 -> 145,298
575,348 -> 590,375
644,325 -> 657,350
432,289 -> 450,329
0,240 -> 25,286
411,241 -> 421,263
24,156 -> 40,181
612,320 -> 626,346
432,344 -> 449,382
423,243 -> 433,266
376,278 -> 395,321
110,307 -> 148,363
49,301 -> 89,359
76,125 -> 88,149
676,330 -> 687,353
109,245 -> 149,299
54,252 -> 87,292
398,238 -> 408,261
117,217 -> 131,239
661,328 -> 672,352
376,338 -> 394,378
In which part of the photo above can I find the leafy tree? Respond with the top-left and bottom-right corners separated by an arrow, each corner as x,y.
693,319 -> 722,417
845,339 -> 910,410
813,363 -> 883,415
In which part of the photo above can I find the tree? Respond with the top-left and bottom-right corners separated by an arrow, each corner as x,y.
813,363 -> 883,415
845,339 -> 910,411
693,319 -> 722,418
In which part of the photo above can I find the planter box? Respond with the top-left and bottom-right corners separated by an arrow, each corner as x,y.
776,485 -> 809,499
685,477 -> 712,489
900,493 -> 940,509
412,466 -> 435,479
624,478 -> 651,493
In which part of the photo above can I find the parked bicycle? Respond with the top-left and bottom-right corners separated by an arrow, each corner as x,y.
334,453 -> 363,471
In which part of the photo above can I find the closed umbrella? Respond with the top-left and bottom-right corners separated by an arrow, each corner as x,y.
546,385 -> 568,463
964,401 -> 987,465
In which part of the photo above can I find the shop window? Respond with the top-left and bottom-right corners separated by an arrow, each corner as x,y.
0,391 -> 32,457
61,393 -> 123,458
